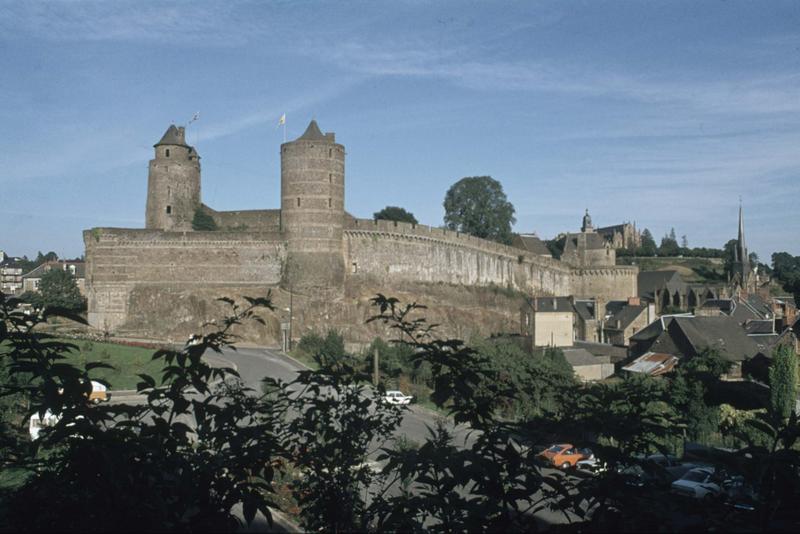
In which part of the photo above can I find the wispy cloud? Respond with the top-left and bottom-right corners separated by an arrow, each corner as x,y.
0,1 -> 267,46
314,38 -> 800,116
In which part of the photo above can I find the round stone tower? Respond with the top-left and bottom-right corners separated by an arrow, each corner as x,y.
145,125 -> 201,231
280,120 -> 345,293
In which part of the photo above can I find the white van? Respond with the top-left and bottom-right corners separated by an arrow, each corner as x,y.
29,409 -> 61,441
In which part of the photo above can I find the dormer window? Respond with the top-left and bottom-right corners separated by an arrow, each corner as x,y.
165,149 -> 170,158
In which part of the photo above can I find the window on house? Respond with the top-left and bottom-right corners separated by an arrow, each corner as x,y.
166,205 -> 172,214
352,262 -> 358,273
165,149 -> 170,158
329,148 -> 332,157
329,173 -> 333,183
297,198 -> 301,207
328,198 -> 332,208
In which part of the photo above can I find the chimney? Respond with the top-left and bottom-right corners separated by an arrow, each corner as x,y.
628,296 -> 640,306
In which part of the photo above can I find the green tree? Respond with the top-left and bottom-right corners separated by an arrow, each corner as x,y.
37,267 -> 85,312
658,229 -> 680,257
769,345 -> 798,422
0,293 -> 282,531
771,252 -> 800,279
296,330 -> 356,368
723,238 -> 739,277
771,252 -> 800,302
443,176 -> 516,245
638,229 -> 657,256
373,206 -> 418,224
277,352 -> 402,532
35,251 -> 58,265
545,235 -> 565,259
192,207 -> 218,231
668,349 -> 729,444
367,296 -> 548,532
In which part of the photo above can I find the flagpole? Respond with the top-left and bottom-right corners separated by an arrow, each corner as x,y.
283,121 -> 286,143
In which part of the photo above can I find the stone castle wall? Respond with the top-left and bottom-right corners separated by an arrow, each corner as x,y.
85,121 -> 640,343
570,266 -> 638,304
84,228 -> 286,332
344,218 -> 572,295
202,205 -> 281,232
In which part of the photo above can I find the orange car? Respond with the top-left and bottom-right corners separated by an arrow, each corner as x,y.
538,443 -> 593,469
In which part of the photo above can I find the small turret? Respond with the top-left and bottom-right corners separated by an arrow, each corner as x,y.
145,124 -> 201,231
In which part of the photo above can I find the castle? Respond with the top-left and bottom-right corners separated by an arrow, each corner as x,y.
84,121 -> 637,343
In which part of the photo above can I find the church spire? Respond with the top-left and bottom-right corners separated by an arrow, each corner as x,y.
738,200 -> 746,262
735,200 -> 751,285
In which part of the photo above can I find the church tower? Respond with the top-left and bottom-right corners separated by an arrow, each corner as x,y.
145,125 -> 201,231
732,202 -> 754,292
280,120 -> 345,293
581,208 -> 594,233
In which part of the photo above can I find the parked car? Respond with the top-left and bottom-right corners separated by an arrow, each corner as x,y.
722,475 -> 758,512
56,379 -> 109,404
88,380 -> 109,404
383,390 -> 413,405
538,444 -> 593,469
671,467 -> 722,499
28,410 -> 61,441
644,453 -> 681,468
576,456 -> 607,475
618,463 -> 673,489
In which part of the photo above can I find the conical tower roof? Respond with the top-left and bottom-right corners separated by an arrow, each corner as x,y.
294,120 -> 335,142
154,125 -> 190,148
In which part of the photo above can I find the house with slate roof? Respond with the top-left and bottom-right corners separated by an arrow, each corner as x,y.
519,296 -> 575,348
562,347 -> 614,382
511,233 -> 552,258
602,297 -> 656,347
573,298 -> 600,342
628,314 -> 764,378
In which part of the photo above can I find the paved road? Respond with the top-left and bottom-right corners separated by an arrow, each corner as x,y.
219,346 -> 473,451
219,346 -> 576,529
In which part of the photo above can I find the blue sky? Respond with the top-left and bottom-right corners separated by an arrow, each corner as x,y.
1,0 -> 799,262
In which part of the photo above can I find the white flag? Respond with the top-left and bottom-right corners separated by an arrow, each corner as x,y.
278,113 -> 286,126
189,112 -> 200,124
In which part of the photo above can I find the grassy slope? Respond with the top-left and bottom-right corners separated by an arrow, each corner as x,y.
617,256 -> 726,283
59,339 -> 166,390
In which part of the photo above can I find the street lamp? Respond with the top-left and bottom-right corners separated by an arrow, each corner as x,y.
281,285 -> 293,353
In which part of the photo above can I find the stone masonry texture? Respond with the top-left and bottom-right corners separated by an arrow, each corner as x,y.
85,122 -> 638,345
